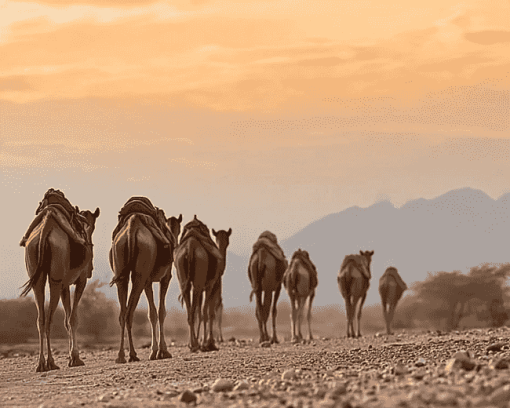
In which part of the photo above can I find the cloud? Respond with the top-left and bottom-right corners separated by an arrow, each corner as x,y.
465,30 -> 510,45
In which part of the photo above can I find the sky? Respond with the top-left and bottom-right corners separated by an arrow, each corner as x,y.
1,0 -> 510,301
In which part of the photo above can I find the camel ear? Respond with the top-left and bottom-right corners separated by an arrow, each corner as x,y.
194,214 -> 197,220
212,229 -> 217,236
369,250 -> 374,256
359,250 -> 364,255
75,205 -> 80,212
178,214 -> 182,222
94,208 -> 100,218
228,228 -> 232,236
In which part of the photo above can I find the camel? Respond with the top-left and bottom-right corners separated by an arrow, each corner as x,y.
20,190 -> 100,372
283,249 -> 318,343
337,250 -> 374,338
378,266 -> 407,335
248,231 -> 288,344
196,229 -> 231,345
110,197 -> 181,363
174,216 -> 230,352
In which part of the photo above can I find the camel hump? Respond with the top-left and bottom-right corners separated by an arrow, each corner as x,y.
339,254 -> 370,279
37,188 -> 75,216
381,266 -> 407,291
252,231 -> 286,264
288,249 -> 318,289
178,217 -> 222,261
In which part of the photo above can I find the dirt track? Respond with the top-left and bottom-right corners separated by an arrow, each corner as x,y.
2,328 -> 510,408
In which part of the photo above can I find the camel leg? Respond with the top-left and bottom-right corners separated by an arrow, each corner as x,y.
66,278 -> 87,367
33,275 -> 47,372
344,297 -> 352,338
115,277 -> 129,364
356,293 -> 367,338
270,286 -> 281,344
156,273 -> 172,360
216,301 -> 224,343
125,273 -> 147,363
255,291 -> 265,343
145,282 -> 159,360
296,297 -> 305,342
290,296 -> 297,343
203,287 -> 219,351
188,288 -> 201,352
45,278 -> 62,371
307,291 -> 315,341
387,302 -> 397,335
262,291 -> 273,343
381,300 -> 390,335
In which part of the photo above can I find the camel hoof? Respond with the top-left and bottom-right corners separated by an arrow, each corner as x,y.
189,345 -> 200,353
36,362 -> 47,372
201,343 -> 219,352
68,357 -> 85,367
128,355 -> 140,362
271,337 -> 279,344
149,350 -> 158,361
115,356 -> 127,364
157,350 -> 172,360
47,361 -> 60,371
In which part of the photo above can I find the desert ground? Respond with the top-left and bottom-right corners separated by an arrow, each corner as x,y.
2,325 -> 510,408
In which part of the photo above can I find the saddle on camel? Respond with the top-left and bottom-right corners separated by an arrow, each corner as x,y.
338,252 -> 371,280
249,231 -> 288,290
286,248 -> 318,290
177,215 -> 224,281
380,266 -> 407,292
111,196 -> 175,275
19,188 -> 89,247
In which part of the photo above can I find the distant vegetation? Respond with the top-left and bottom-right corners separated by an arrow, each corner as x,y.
2,264 -> 509,345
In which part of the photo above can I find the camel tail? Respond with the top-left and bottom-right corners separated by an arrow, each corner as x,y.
178,247 -> 193,308
110,219 -> 135,287
249,249 -> 265,302
20,214 -> 51,297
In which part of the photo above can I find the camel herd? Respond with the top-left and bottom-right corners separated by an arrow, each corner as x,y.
19,190 -> 408,373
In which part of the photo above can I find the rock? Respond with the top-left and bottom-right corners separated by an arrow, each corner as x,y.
234,380 -> 250,391
487,342 -> 507,353
490,358 -> 510,370
260,341 -> 271,348
97,394 -> 110,402
327,382 -> 347,400
179,389 -> 197,404
445,350 -> 477,372
415,357 -> 427,367
394,362 -> 408,376
282,369 -> 296,380
211,378 -> 234,392
489,384 -> 510,406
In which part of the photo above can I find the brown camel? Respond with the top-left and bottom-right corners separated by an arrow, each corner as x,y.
337,250 -> 374,338
20,195 -> 100,372
283,249 -> 318,343
248,231 -> 287,344
196,229 -> 231,344
174,217 -> 230,352
110,198 -> 181,364
378,266 -> 407,335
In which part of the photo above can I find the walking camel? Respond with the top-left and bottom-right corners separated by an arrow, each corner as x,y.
174,216 -> 230,352
379,266 -> 408,335
110,197 -> 181,363
283,249 -> 318,343
196,228 -> 231,346
337,250 -> 374,338
20,188 -> 100,372
248,231 -> 288,344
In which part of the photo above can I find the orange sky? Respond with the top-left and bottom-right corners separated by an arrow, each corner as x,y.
1,0 -> 510,299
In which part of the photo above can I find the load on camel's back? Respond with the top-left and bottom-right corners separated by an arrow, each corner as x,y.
20,188 -> 88,248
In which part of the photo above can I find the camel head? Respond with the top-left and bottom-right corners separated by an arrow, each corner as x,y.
359,250 -> 374,278
212,228 -> 232,252
167,214 -> 183,242
79,207 -> 101,239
